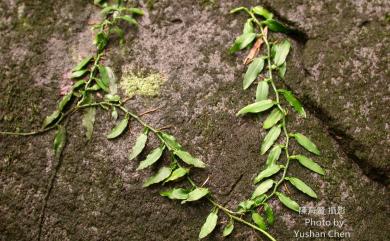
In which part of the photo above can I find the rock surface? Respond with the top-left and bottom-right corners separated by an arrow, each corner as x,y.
0,0 -> 389,241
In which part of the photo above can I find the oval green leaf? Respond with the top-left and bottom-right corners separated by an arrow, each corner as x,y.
164,167 -> 189,183
159,132 -> 182,151
181,187 -> 209,204
252,179 -> 274,199
72,56 -> 92,72
264,203 -> 275,225
106,115 -> 129,139
252,6 -> 273,19
254,164 -> 281,184
256,81 -> 269,102
199,210 -> 218,239
137,146 -> 165,170
292,155 -> 325,175
129,130 -> 148,160
276,192 -> 299,212
222,219 -> 234,237
293,133 -> 320,155
280,90 -> 306,117
143,166 -> 172,187
252,212 -> 267,230
236,99 -> 274,116
229,32 -> 256,54
174,150 -> 206,168
243,19 -> 254,34
160,188 -> 189,200
70,69 -> 88,79
260,125 -> 281,155
243,57 -> 264,90
262,19 -> 290,33
272,40 -> 291,67
266,145 -> 281,167
286,176 -> 317,198
263,108 -> 284,129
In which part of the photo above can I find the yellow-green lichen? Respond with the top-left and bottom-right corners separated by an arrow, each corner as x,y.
120,66 -> 166,98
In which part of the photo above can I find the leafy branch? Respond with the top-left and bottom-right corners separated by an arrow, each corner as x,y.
223,5 -> 325,239
0,2 -> 325,241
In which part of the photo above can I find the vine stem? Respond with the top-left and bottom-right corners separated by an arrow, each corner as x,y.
247,12 -> 292,203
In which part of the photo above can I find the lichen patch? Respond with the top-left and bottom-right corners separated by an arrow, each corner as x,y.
120,65 -> 166,98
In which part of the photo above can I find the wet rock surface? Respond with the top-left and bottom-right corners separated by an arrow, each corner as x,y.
0,0 -> 389,241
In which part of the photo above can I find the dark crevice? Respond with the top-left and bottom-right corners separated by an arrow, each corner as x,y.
285,82 -> 389,186
224,173 -> 244,200
37,153 -> 64,241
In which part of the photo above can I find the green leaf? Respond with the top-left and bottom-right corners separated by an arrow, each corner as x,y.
71,69 -> 88,79
251,179 -> 274,199
72,80 -> 85,89
260,125 -> 281,155
119,15 -> 138,25
266,145 -> 281,167
238,199 -> 255,213
293,133 -> 320,155
252,194 -> 267,207
256,81 -> 269,102
236,99 -> 274,116
104,94 -> 121,102
43,110 -> 61,128
129,130 -> 148,160
199,209 -> 218,239
181,187 -> 209,204
160,188 -> 189,200
95,78 -> 109,92
279,90 -> 306,117
82,107 -> 96,140
252,6 -> 273,19
98,65 -> 110,92
272,40 -> 291,67
143,166 -> 172,187
254,164 -> 281,184
286,176 -> 317,198
252,213 -> 267,230
159,132 -> 182,151
243,19 -> 254,34
278,62 -> 287,79
262,19 -> 290,33
106,114 -> 129,139
243,57 -> 264,90
164,167 -> 189,183
72,56 -> 92,72
276,192 -> 299,212
53,125 -> 66,159
291,155 -> 325,175
230,6 -> 246,14
128,7 -> 144,15
222,220 -> 234,237
174,150 -> 206,168
264,203 -> 275,225
137,146 -> 165,170
263,108 -> 284,129
229,33 -> 256,54
94,31 -> 108,51
42,92 -> 73,128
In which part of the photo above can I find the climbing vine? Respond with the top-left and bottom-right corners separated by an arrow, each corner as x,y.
0,2 -> 325,241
